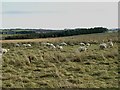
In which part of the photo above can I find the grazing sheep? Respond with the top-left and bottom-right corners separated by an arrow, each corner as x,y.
60,42 -> 67,46
86,43 -> 90,47
46,43 -> 56,49
2,49 -> 8,53
44,43 -> 51,46
27,44 -> 32,47
80,42 -> 86,46
99,43 -> 107,49
23,44 -> 27,47
50,44 -> 56,49
78,46 -> 87,52
0,48 -> 9,54
41,42 -> 50,46
23,44 -> 31,47
56,45 -> 63,50
47,43 -> 52,46
15,43 -> 20,47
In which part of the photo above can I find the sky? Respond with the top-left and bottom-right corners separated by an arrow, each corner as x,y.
1,0 -> 119,2
1,2 -> 118,29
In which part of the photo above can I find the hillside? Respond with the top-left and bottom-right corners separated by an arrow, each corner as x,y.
2,32 -> 119,88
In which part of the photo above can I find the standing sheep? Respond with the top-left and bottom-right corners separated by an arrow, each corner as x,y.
60,42 -> 67,46
23,44 -> 27,47
46,43 -> 56,49
80,42 -> 86,46
50,44 -> 56,49
27,44 -> 32,47
107,39 -> 113,48
0,48 -> 9,54
86,43 -> 90,47
23,44 -> 31,47
78,46 -> 87,52
56,45 -> 63,50
15,43 -> 20,47
99,43 -> 107,49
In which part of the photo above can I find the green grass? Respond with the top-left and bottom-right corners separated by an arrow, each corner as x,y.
1,32 -> 119,88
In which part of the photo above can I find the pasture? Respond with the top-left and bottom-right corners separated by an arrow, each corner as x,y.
1,32 -> 119,88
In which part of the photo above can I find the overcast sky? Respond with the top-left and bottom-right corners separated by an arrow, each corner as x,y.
2,2 -> 118,29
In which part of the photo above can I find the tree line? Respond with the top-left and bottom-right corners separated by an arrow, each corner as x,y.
3,27 -> 108,40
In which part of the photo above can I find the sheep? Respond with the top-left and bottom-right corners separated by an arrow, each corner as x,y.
41,42 -> 56,49
78,46 -> 87,52
45,43 -> 56,49
27,44 -> 32,47
86,43 -> 90,47
42,42 -> 51,47
2,48 -> 8,53
56,45 -> 63,50
0,48 -> 9,54
15,43 -> 20,47
50,44 -> 56,49
80,42 -> 86,46
107,42 -> 113,48
99,43 -> 107,49
60,42 -> 67,46
23,44 -> 27,47
107,39 -> 113,48
46,43 -> 51,46
23,44 -> 31,47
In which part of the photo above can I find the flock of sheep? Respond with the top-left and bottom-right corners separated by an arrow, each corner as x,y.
41,42 -> 67,50
78,39 -> 114,52
0,39 -> 114,54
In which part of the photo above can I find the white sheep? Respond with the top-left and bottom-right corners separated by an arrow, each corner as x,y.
50,44 -> 56,49
80,42 -> 86,46
42,43 -> 56,49
15,43 -> 20,47
23,44 -> 27,47
107,39 -> 113,48
56,45 -> 63,50
23,44 -> 31,47
0,48 -> 9,54
41,42 -> 49,46
107,42 -> 113,48
86,43 -> 90,47
78,46 -> 87,52
45,43 -> 56,49
99,43 -> 107,49
45,43 -> 51,46
27,44 -> 32,47
60,42 -> 67,46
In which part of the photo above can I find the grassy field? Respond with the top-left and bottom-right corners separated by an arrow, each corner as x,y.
1,32 -> 119,88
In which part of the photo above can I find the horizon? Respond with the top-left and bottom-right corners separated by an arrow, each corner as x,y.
0,27 -> 118,30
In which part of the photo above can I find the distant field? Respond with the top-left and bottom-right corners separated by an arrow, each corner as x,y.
1,32 -> 119,88
1,32 -> 118,43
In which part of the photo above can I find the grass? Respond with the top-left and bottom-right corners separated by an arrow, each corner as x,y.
1,32 -> 119,88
